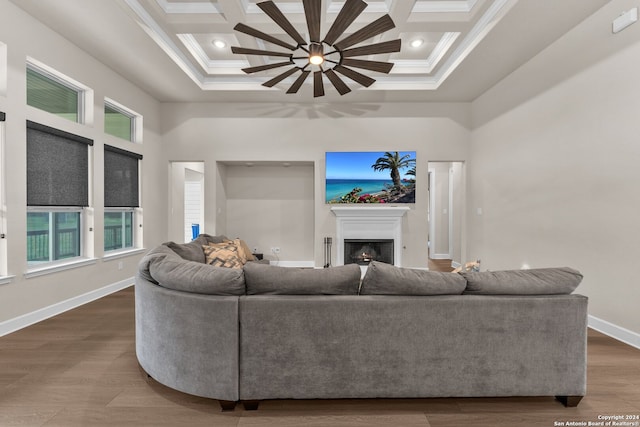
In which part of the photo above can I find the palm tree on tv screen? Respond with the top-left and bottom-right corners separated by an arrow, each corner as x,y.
371,152 -> 415,188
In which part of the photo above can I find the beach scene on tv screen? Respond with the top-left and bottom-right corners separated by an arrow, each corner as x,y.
326,151 -> 416,204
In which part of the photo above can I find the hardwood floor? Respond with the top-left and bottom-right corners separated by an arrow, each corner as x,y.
1,287 -> 639,426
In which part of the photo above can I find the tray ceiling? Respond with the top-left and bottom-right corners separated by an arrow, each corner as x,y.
124,0 -> 517,93
9,0 -> 611,102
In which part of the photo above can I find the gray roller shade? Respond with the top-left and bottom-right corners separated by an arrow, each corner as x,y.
104,145 -> 142,208
27,120 -> 92,206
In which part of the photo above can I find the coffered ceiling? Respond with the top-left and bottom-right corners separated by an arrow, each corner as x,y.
10,0 -> 611,102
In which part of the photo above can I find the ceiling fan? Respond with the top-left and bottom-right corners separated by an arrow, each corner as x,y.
231,0 -> 401,98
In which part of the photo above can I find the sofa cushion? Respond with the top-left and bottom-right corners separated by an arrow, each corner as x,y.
163,240 -> 206,263
139,244 -> 245,295
162,234 -> 229,263
360,261 -> 467,295
203,242 -> 244,269
461,267 -> 583,295
244,262 -> 361,295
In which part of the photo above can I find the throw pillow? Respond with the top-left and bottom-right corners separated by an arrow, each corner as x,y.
235,239 -> 256,262
461,267 -> 583,295
360,261 -> 467,295
203,242 -> 244,269
243,262 -> 361,295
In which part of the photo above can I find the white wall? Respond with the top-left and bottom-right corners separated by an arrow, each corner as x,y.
160,103 -> 471,268
468,0 -> 640,337
0,0 -> 165,327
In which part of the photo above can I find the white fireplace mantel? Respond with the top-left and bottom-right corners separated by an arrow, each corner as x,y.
331,206 -> 409,266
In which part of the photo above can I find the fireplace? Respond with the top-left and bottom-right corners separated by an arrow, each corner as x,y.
331,206 -> 409,267
344,239 -> 393,265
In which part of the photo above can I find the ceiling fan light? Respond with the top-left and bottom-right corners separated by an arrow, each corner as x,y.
310,55 -> 324,65
309,42 -> 324,65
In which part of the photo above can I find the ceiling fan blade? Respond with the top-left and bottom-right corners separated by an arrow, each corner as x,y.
334,15 -> 396,51
234,23 -> 297,51
341,58 -> 394,74
263,67 -> 300,87
341,39 -> 401,58
333,65 -> 375,87
242,60 -> 294,74
323,0 -> 367,46
325,69 -> 351,95
287,70 -> 311,94
257,1 -> 307,46
231,46 -> 292,58
313,71 -> 325,97
303,0 -> 322,43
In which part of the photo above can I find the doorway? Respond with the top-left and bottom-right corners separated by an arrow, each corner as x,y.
428,161 -> 464,269
169,162 -> 205,243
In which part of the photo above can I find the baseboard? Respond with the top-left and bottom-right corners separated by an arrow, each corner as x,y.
588,315 -> 640,350
0,278 -> 134,337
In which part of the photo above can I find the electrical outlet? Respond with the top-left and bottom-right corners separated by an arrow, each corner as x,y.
271,247 -> 280,254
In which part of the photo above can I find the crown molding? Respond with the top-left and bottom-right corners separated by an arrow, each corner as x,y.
155,0 -> 221,14
412,0 -> 479,14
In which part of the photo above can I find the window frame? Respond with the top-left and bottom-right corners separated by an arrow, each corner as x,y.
26,207 -> 85,266
103,208 -> 135,253
0,112 -> 10,283
104,97 -> 142,144
1,41 -> 7,97
26,58 -> 89,124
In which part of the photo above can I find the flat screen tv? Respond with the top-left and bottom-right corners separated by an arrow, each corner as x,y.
325,151 -> 416,204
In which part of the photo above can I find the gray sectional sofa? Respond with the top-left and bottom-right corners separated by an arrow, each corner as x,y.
135,236 -> 588,411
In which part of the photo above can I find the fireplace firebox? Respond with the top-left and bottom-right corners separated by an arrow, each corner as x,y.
344,239 -> 394,266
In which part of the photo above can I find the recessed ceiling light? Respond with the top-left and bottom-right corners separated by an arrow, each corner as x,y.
410,39 -> 424,48
213,39 -> 226,48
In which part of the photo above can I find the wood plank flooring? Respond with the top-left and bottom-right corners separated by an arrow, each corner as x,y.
1,287 -> 639,426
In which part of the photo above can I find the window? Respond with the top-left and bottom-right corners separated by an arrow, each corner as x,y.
104,98 -> 141,143
27,210 -> 81,263
104,145 -> 142,252
26,121 -> 92,265
26,61 -> 84,123
104,210 -> 133,251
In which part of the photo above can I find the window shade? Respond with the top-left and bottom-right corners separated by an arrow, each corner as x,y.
104,145 -> 142,207
27,121 -> 92,207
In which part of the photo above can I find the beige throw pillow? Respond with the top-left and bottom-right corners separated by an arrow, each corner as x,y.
202,242 -> 243,269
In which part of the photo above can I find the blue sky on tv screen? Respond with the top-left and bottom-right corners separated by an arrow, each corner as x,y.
325,151 -> 416,180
